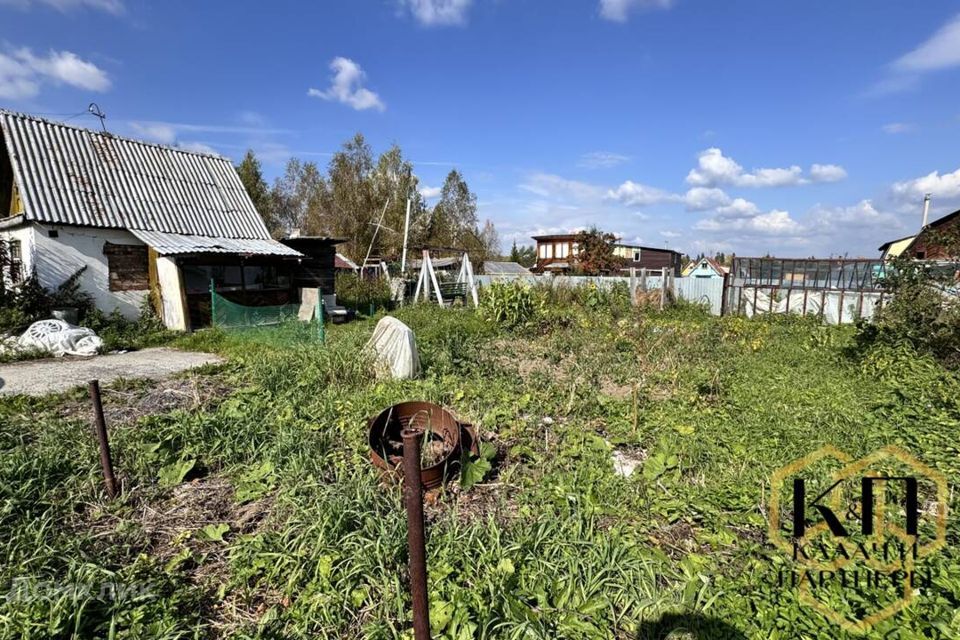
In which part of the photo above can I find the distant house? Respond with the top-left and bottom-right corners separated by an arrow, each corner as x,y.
612,243 -> 683,275
530,233 -> 682,275
879,208 -> 960,261
682,257 -> 727,278
0,110 -> 301,331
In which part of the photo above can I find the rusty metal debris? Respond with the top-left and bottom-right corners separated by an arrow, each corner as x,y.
368,401 -> 477,489
402,427 -> 431,640
89,379 -> 119,498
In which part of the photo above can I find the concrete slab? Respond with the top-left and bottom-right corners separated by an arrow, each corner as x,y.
0,348 -> 223,396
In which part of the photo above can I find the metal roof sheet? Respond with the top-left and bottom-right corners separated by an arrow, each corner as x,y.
483,261 -> 532,275
0,110 -> 272,240
408,256 -> 459,269
335,253 -> 359,270
130,229 -> 301,257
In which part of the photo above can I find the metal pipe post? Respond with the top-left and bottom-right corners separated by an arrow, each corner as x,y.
401,428 -> 430,640
88,380 -> 119,498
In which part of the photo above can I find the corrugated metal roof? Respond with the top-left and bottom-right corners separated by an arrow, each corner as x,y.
130,229 -> 301,257
335,253 -> 359,270
408,256 -> 459,269
0,110 -> 272,240
483,261 -> 532,275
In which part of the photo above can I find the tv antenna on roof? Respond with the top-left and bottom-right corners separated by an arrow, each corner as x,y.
88,103 -> 107,132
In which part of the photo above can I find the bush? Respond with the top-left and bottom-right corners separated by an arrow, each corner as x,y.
83,297 -> 171,352
335,273 -> 392,314
853,257 -> 960,367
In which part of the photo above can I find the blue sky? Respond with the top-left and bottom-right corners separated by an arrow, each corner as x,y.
3,0 -> 960,258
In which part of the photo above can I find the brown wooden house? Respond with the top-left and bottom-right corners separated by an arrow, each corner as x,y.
878,208 -> 960,261
531,233 -> 682,275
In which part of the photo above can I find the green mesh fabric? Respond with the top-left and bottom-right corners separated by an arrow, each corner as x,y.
211,292 -> 302,329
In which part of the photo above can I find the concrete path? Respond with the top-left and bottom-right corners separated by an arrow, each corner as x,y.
0,348 -> 223,396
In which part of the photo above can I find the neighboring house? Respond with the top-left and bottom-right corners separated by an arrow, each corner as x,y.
613,243 -> 683,275
531,233 -> 682,275
682,257 -> 727,278
532,233 -> 578,273
878,208 -> 960,261
0,110 -> 301,331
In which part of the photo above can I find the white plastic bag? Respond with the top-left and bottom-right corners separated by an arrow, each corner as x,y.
17,319 -> 103,357
365,316 -> 420,379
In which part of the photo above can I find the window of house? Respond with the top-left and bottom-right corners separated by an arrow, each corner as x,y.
558,243 -> 569,259
633,249 -> 641,262
546,244 -> 554,259
538,244 -> 547,259
103,242 -> 149,291
915,250 -> 926,259
7,239 -> 22,284
572,243 -> 579,256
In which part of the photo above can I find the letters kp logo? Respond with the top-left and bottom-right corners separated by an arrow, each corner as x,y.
767,445 -> 948,634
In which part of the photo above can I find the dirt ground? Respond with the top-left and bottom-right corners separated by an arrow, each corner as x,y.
0,347 -> 223,396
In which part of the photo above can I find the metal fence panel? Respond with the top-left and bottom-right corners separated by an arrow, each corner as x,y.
674,277 -> 724,315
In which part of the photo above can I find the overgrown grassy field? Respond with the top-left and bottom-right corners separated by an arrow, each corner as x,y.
2,291 -> 959,639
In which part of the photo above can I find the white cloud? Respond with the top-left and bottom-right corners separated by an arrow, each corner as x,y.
685,148 -> 844,188
881,122 -> 916,134
683,187 -> 730,211
599,0 -> 673,23
308,57 -> 385,112
129,122 -> 176,144
660,230 -> 682,238
606,180 -> 675,207
579,151 -> 630,169
419,185 -> 442,199
871,14 -> 960,95
696,209 -> 804,237
809,163 -> 847,183
176,141 -> 219,155
521,173 -> 604,201
893,13 -> 960,73
716,197 -> 760,219
0,0 -> 123,13
891,166 -> 960,202
807,200 -> 901,235
0,47 -> 110,99
401,0 -> 471,26
128,120 -> 291,136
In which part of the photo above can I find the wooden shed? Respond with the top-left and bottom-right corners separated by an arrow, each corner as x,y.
280,236 -> 346,294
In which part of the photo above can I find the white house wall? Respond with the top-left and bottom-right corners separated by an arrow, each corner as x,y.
31,223 -> 148,319
0,223 -> 35,286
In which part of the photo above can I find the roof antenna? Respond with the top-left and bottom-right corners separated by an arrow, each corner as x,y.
88,103 -> 107,132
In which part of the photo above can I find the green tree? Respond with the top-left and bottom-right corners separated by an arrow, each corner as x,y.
428,169 -> 478,249
478,219 -> 501,262
236,150 -> 279,237
370,144 -> 428,258
517,244 -> 536,267
270,158 -> 325,237
573,227 -> 625,275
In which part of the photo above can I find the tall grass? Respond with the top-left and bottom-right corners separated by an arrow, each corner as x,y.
1,299 -> 959,638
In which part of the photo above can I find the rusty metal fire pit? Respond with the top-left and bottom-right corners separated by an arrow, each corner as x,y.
368,401 -> 477,489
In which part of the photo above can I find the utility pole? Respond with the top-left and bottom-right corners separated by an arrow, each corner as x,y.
401,197 -> 412,273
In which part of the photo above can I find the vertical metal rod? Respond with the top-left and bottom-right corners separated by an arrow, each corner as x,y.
401,197 -> 412,274
402,428 -> 430,640
316,288 -> 325,344
88,380 -> 119,498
